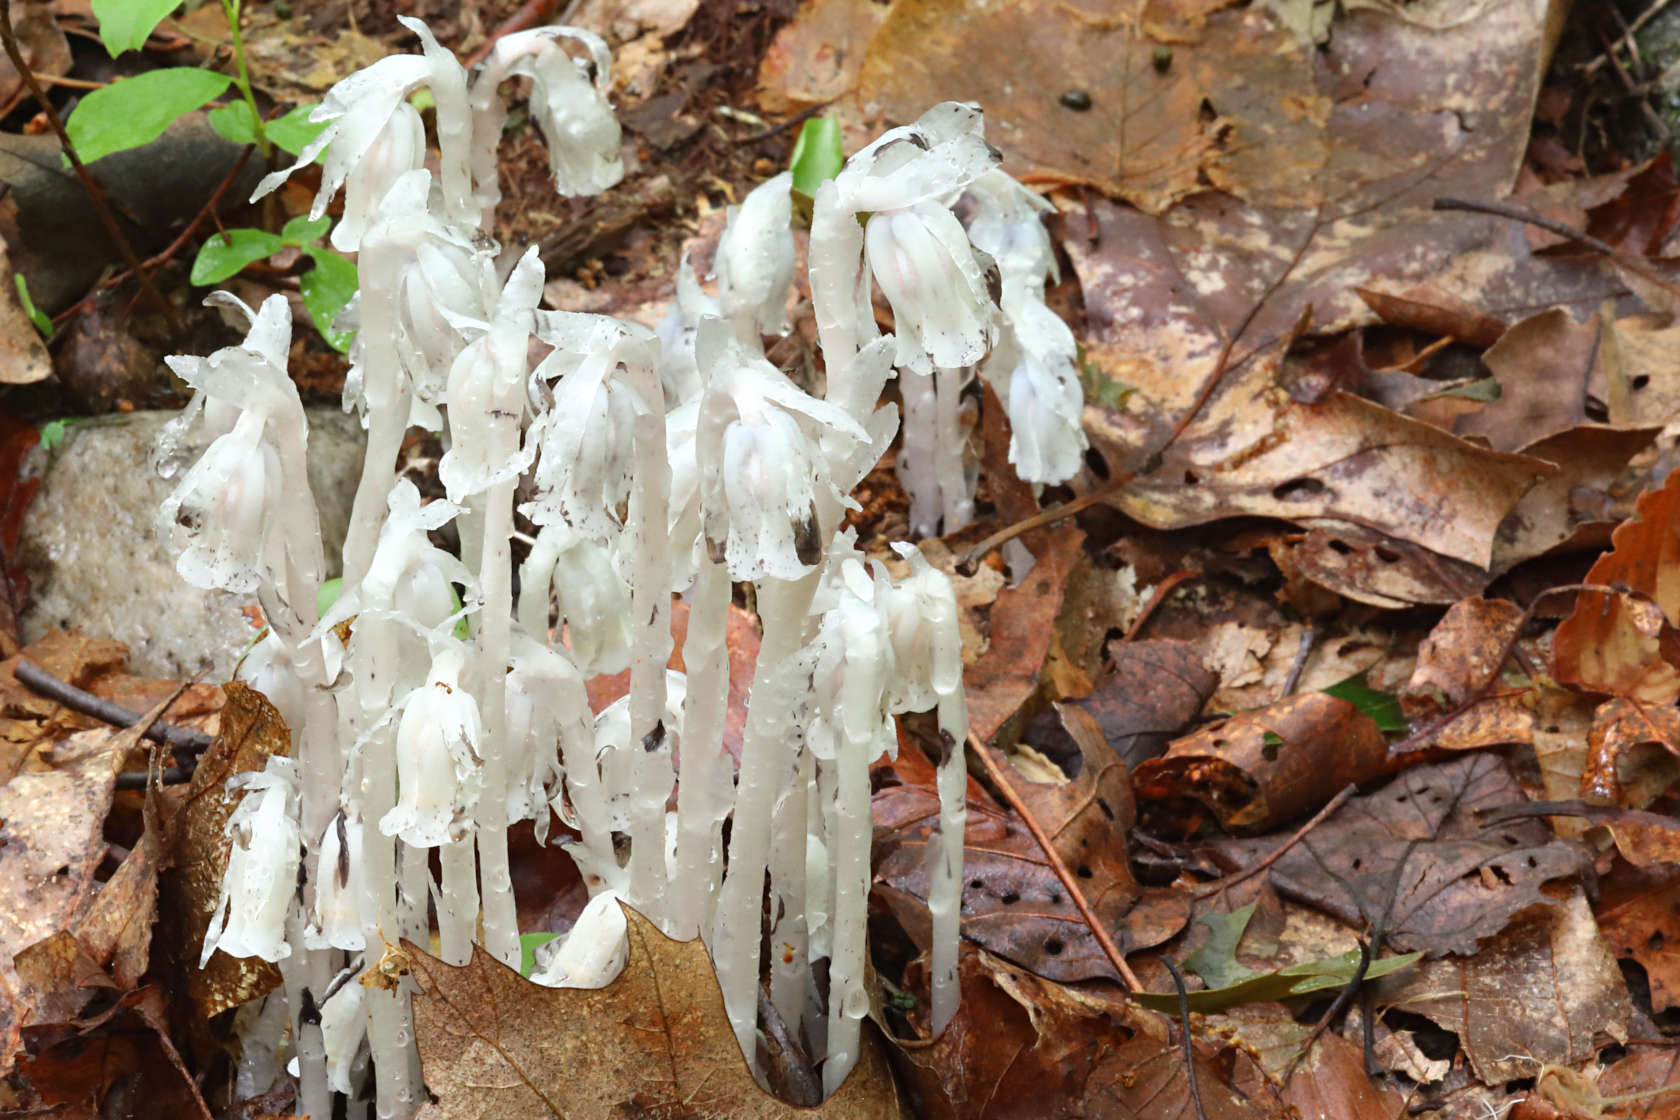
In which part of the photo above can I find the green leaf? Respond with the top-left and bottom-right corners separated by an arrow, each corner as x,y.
38,418 -> 78,455
207,99 -> 258,145
66,68 -> 233,165
1324,670 -> 1407,735
92,0 -> 182,56
316,577 -> 343,620
13,274 -> 51,340
1135,901 -> 1421,1015
1423,377 -> 1502,404
299,247 -> 358,352
280,215 -> 332,245
265,102 -> 328,157
519,932 -> 560,978
789,116 -> 843,198
190,227 -> 286,286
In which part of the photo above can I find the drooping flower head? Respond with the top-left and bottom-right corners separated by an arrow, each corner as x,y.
202,757 -> 302,965
715,171 -> 795,339
381,643 -> 484,847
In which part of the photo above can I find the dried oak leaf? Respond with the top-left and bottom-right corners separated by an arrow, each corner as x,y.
1489,423 -> 1660,575
1132,692 -> 1394,836
1551,467 -> 1680,702
1213,752 -> 1584,957
1379,887 -> 1630,1084
408,903 -> 900,1119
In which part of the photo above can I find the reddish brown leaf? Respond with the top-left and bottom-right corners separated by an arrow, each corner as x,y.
965,525 -> 1083,744
1074,639 -> 1217,770
1580,697 -> 1680,808
1596,861 -> 1680,1014
1132,692 -> 1393,836
1407,597 -> 1524,704
1354,284 -> 1508,350
1457,308 -> 1599,452
1552,468 -> 1680,702
408,904 -> 900,1118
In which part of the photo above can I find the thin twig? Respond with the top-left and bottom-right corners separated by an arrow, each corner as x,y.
1583,0 -> 1677,75
967,732 -> 1144,991
1194,783 -> 1355,901
1161,957 -> 1210,1120
0,0 -> 183,334
116,764 -> 194,789
1433,195 -> 1680,307
1281,626 -> 1316,698
13,659 -> 214,753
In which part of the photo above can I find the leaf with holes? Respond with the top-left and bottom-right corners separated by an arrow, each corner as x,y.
1211,752 -> 1586,958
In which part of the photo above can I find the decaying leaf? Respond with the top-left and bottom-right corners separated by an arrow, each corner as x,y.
1552,468 -> 1680,703
1132,691 -> 1394,835
1379,887 -> 1630,1084
1212,752 -> 1585,957
1596,861 -> 1680,1015
1068,639 -> 1218,770
409,903 -> 900,1118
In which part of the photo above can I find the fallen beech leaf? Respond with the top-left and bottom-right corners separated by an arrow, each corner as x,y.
1457,308 -> 1599,451
1381,887 -> 1630,1084
1132,692 -> 1393,835
755,0 -> 884,116
1272,522 -> 1489,609
1407,598 -> 1524,704
1213,752 -> 1585,957
1601,311 -> 1680,429
1552,468 -> 1680,703
1580,697 -> 1680,810
409,903 -> 900,1118
1133,903 -> 1418,1015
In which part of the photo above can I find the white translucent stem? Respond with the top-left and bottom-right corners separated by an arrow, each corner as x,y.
928,694 -> 968,1034
279,911 -> 331,1120
354,698 -> 415,1115
474,479 -> 519,968
768,748 -> 811,1032
437,838 -> 479,965
932,364 -> 974,532
398,840 -> 431,943
897,368 -> 940,537
670,557 -> 731,939
822,739 -> 871,1098
802,767 -> 832,1061
712,573 -> 818,1065
342,390 -> 411,587
625,408 -> 673,918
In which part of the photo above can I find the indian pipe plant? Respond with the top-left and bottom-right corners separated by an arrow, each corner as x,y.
154,16 -> 1089,1116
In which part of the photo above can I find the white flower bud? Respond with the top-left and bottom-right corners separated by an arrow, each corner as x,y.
201,758 -> 301,965
716,172 -> 795,337
287,974 -> 368,1094
381,645 -> 484,847
159,411 -> 282,594
529,891 -> 628,989
306,812 -> 367,951
865,201 -> 997,375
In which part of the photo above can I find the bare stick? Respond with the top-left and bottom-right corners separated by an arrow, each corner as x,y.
967,732 -> 1143,991
1120,569 -> 1196,642
0,0 -> 183,334
13,659 -> 213,753
1161,957 -> 1210,1120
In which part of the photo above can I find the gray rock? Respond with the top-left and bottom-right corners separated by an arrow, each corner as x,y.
17,408 -> 365,680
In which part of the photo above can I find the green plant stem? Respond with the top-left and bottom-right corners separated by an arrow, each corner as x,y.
220,0 -> 271,162
0,0 -> 182,334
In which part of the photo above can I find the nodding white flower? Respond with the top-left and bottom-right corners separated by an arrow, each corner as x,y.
252,50 -> 441,245
157,293 -> 302,462
715,172 -> 795,338
807,556 -> 896,765
381,644 -> 484,847
519,522 -> 635,675
288,972 -> 368,1094
306,812 -> 367,951
524,313 -> 660,541
505,632 -> 592,835
881,543 -> 964,714
439,247 -> 546,500
470,27 -> 623,209
695,318 -> 868,580
591,671 -> 688,833
325,480 -> 472,634
348,171 -> 487,427
830,101 -> 999,216
865,200 -> 997,375
159,410 -> 283,594
530,890 -> 629,989
202,758 -> 302,965
964,169 -> 1087,484
237,629 -> 307,733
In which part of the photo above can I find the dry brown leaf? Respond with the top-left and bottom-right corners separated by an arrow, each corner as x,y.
1457,308 -> 1599,452
1085,1031 -> 1290,1119
409,903 -> 901,1118
1071,639 -> 1217,770
755,0 -> 884,116
1213,752 -> 1585,957
1600,311 -> 1680,429
1407,598 -> 1523,704
1489,424 -> 1660,574
1593,1046 -> 1680,1119
1551,469 -> 1680,703
1379,887 -> 1630,1084
158,682 -> 291,1019
1596,861 -> 1680,1015
1355,284 -> 1508,350
1132,692 -> 1393,836
1580,697 -> 1680,810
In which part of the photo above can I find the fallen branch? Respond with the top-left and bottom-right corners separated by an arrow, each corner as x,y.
13,658 -> 213,754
